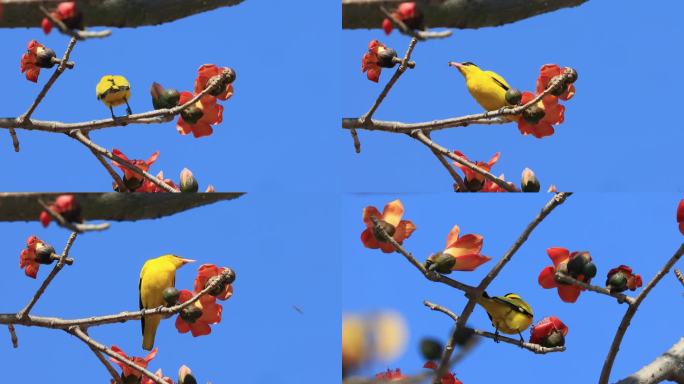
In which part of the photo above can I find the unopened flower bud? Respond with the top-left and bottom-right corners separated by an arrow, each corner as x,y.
180,168 -> 199,193
541,329 -> 566,348
162,287 -> 180,306
425,252 -> 456,274
151,82 -> 180,110
452,326 -> 475,346
582,262 -> 597,278
223,67 -> 237,85
465,177 -> 484,192
550,80 -> 568,96
505,88 -> 522,105
567,252 -> 591,277
420,338 -> 443,360
564,68 -> 578,84
178,365 -> 197,384
521,168 -> 540,192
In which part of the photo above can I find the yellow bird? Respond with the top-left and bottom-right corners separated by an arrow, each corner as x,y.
448,61 -> 516,114
139,254 -> 194,351
96,75 -> 132,118
476,292 -> 533,342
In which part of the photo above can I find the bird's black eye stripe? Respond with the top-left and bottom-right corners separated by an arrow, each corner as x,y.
461,61 -> 476,66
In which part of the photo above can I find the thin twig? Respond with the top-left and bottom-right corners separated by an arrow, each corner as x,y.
20,37 -> 78,123
39,6 -> 111,40
81,329 -> 124,384
424,300 -> 565,354
554,272 -> 635,305
17,232 -> 78,319
67,130 -> 178,192
343,68 -> 576,133
432,192 -> 571,383
599,243 -> 684,384
379,6 -> 452,40
69,326 -> 166,384
8,128 -> 19,152
411,129 -> 518,192
0,269 -> 235,329
82,131 -> 128,192
7,324 -> 18,348
675,269 -> 684,288
425,133 -> 466,192
37,199 -> 111,232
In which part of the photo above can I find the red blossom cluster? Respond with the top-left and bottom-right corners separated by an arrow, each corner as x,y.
425,225 -> 490,273
451,150 -> 514,192
606,265 -> 643,293
423,361 -> 463,384
150,64 -> 234,138
375,363 -> 462,383
361,40 -> 399,83
19,236 -> 56,278
110,149 -> 212,193
361,199 -> 416,253
41,2 -> 83,35
381,2 -> 423,35
530,316 -> 568,347
39,194 -> 82,228
175,264 -> 234,337
516,64 -> 577,138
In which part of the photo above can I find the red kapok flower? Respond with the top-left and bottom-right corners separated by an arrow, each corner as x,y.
452,150 -> 500,191
175,289 -> 222,337
537,64 -> 575,101
538,247 -> 594,303
529,316 -> 568,347
606,265 -> 643,292
176,92 -> 223,138
427,225 -> 490,272
109,346 -> 157,379
677,199 -> 684,235
194,264 -> 234,300
361,199 -> 416,253
41,2 -> 83,35
424,361 -> 463,384
362,40 -> 395,83
382,2 -> 423,35
39,194 -> 82,227
194,64 -> 235,101
19,236 -> 55,278
376,369 -> 406,381
112,149 -> 160,183
20,40 -> 53,83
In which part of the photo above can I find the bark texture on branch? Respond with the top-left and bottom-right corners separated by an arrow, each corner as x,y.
0,0 -> 244,28
0,192 -> 243,222
615,338 -> 684,384
342,0 -> 589,30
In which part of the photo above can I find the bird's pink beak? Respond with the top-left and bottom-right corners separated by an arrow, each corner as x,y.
180,258 -> 196,265
448,61 -> 462,69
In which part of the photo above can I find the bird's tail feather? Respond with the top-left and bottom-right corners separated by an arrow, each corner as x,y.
142,314 -> 161,351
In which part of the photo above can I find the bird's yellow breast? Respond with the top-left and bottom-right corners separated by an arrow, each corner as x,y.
140,259 -> 177,309
96,75 -> 131,107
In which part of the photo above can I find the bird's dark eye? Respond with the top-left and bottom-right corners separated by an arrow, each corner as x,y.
461,62 -> 477,67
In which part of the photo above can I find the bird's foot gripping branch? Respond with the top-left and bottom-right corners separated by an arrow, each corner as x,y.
4,2 -> 236,192
345,197 -> 684,384
4,223 -> 236,384
347,30 -> 578,192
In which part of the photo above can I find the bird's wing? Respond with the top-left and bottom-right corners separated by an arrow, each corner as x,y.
484,71 -> 511,91
493,295 -> 533,317
139,276 -> 145,335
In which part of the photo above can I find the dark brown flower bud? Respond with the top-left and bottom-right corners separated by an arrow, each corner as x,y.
522,105 -> 545,124
180,305 -> 203,323
420,338 -> 443,360
377,47 -> 398,68
425,252 -> 456,274
181,106 -> 204,124
162,287 -> 180,306
564,68 -> 578,84
505,88 -> 522,105
34,242 -> 56,264
35,47 -> 57,69
372,220 -> 396,242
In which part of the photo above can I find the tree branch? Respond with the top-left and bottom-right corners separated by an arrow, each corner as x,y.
7,324 -> 18,348
0,193 -> 243,222
614,337 -> 684,384
342,0 -> 590,30
432,192 -> 571,382
39,5 -> 111,39
379,5 -> 451,40
424,300 -> 565,354
37,199 -> 111,232
554,272 -> 635,305
599,243 -> 684,384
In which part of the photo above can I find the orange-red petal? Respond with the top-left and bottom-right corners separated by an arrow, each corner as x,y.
547,247 -> 570,267
538,266 -> 558,289
450,253 -> 491,271
557,284 -> 581,303
362,206 -> 382,228
444,233 -> 483,258
382,199 -> 404,226
360,228 -> 381,250
445,225 -> 460,249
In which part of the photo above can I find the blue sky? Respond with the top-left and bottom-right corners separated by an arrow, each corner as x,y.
1,193 -> 340,383
343,193 -> 684,382
1,1 -> 339,192
341,1 -> 684,192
